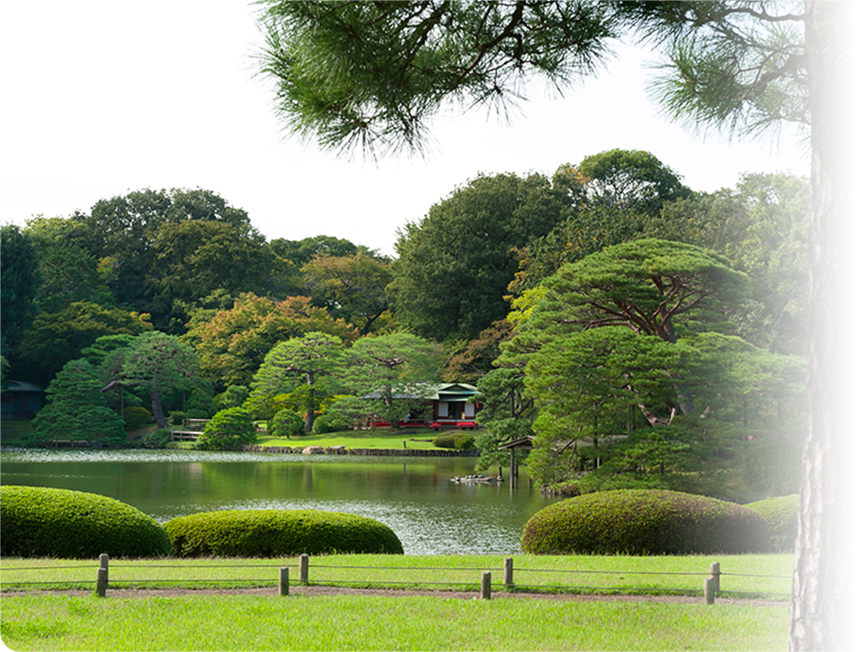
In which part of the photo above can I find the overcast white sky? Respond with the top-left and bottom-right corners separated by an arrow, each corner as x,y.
2,1 -> 809,257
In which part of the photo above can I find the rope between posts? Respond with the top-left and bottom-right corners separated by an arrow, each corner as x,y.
515,568 -> 708,577
114,563 -> 299,569
309,564 -> 492,572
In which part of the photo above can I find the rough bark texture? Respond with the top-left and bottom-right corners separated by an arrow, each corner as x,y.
790,3 -> 859,650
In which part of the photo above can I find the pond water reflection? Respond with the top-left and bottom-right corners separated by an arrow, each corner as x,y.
0,448 -> 559,555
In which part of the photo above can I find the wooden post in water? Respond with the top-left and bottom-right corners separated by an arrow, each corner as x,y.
710,561 -> 720,594
300,554 -> 309,584
481,571 -> 492,600
504,557 -> 514,588
96,554 -> 109,598
704,577 -> 715,605
279,567 -> 289,596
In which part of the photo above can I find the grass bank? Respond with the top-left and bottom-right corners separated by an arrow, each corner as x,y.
252,426 -> 446,451
0,592 -> 790,651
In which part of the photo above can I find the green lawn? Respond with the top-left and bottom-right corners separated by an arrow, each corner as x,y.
253,426 -> 448,450
0,592 -> 790,651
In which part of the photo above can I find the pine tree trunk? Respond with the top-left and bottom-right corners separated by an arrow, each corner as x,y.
304,371 -> 315,434
790,4 -> 859,649
150,389 -> 168,429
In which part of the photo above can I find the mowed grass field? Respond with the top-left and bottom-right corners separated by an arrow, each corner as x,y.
1,554 -> 792,651
252,426 -> 444,450
0,592 -> 790,651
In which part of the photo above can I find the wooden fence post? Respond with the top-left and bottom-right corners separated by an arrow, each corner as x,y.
504,557 -> 514,588
300,554 -> 309,584
481,571 -> 492,600
96,554 -> 109,598
704,577 -> 715,605
710,561 -> 720,594
279,567 -> 289,596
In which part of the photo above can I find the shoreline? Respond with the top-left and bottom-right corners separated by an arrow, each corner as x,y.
242,444 -> 480,457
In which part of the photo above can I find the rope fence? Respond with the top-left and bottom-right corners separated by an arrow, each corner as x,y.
1,555 -> 792,604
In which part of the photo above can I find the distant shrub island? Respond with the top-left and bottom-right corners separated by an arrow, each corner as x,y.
164,509 -> 404,557
0,485 -> 172,558
521,489 -> 770,555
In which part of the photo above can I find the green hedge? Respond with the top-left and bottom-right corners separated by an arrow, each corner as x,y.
196,407 -> 256,450
123,406 -> 153,430
433,431 -> 476,450
521,489 -> 770,555
746,494 -> 799,551
0,485 -> 172,558
164,509 -> 404,557
269,409 -> 305,437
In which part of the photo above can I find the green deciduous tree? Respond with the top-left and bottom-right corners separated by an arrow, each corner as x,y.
68,188 -> 273,330
147,219 -> 277,331
390,172 -> 572,341
183,293 -> 358,390
516,149 -> 692,292
270,235 -> 362,268
301,251 -> 394,334
16,302 -> 152,384
574,148 -> 693,213
0,224 -> 40,359
25,216 -> 113,312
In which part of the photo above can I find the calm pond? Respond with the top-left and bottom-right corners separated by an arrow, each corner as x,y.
0,448 -> 560,555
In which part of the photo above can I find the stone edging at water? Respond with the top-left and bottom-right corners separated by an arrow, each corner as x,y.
243,445 -> 479,457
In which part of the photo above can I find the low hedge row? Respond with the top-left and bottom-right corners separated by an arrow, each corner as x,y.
433,432 -> 476,450
521,489 -> 770,555
164,510 -> 404,557
746,494 -> 799,551
0,485 -> 172,558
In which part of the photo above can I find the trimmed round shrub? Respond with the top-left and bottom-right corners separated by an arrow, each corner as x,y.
0,485 -> 172,558
196,407 -> 256,450
312,411 -> 351,434
521,489 -> 770,555
433,431 -> 476,450
746,494 -> 798,551
142,428 -> 173,449
268,409 -> 305,437
744,441 -> 802,496
123,406 -> 153,430
164,509 -> 404,557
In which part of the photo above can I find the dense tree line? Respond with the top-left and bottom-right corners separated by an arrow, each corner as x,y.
1,141 -> 809,566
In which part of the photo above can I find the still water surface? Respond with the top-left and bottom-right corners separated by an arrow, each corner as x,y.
0,448 -> 559,555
